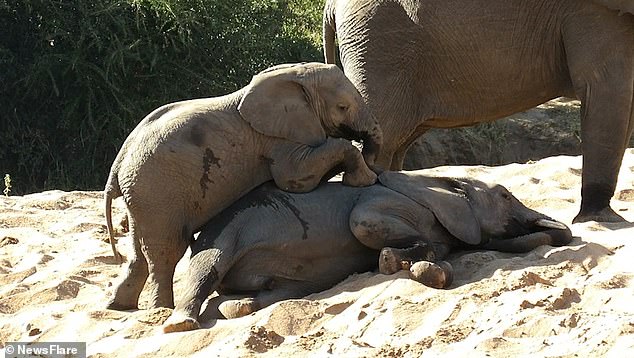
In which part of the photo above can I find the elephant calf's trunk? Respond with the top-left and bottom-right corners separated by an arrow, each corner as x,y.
358,122 -> 384,173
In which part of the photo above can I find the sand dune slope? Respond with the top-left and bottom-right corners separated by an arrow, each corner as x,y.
1,151 -> 633,357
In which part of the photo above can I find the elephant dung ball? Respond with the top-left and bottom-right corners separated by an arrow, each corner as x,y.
409,261 -> 453,289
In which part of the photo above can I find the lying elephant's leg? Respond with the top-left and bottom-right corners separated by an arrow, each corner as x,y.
408,261 -> 454,289
107,217 -> 149,310
217,297 -> 258,319
378,243 -> 437,275
218,282 -> 317,319
163,247 -> 231,333
198,293 -> 254,321
378,241 -> 452,271
349,195 -> 439,250
350,210 -> 424,250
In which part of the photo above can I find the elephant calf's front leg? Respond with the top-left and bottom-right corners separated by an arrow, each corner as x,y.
270,138 -> 377,193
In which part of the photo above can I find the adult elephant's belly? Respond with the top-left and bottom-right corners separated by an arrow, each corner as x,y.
219,241 -> 378,295
358,0 -> 578,126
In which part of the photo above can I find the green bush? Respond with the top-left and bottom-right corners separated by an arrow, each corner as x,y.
0,0 -> 323,194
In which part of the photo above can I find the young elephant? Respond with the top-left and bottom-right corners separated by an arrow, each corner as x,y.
162,171 -> 572,333
104,63 -> 383,310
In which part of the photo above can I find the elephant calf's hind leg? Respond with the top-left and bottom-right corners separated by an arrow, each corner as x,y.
107,220 -> 149,310
144,230 -> 189,309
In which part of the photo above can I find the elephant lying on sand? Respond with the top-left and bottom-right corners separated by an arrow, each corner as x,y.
323,0 -> 634,223
162,172 -> 572,333
104,63 -> 383,310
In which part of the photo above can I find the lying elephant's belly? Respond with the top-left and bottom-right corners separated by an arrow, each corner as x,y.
219,246 -> 378,294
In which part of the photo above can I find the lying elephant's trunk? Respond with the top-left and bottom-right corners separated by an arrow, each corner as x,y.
482,221 -> 573,253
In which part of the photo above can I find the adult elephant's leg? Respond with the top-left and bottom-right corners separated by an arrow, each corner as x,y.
575,77 -> 633,223
391,128 -> 429,171
106,215 -> 149,310
391,150 -> 408,171
566,13 -> 634,223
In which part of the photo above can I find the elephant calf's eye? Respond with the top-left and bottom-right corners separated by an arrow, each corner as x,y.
337,104 -> 349,112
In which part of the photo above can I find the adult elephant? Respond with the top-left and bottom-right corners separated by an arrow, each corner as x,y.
104,63 -> 383,310
323,0 -> 634,223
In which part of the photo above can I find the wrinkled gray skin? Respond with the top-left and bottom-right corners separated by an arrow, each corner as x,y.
162,172 -> 572,333
104,63 -> 384,310
323,0 -> 634,223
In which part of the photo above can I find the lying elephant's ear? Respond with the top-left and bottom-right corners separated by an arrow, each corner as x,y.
378,171 -> 481,245
238,66 -> 327,147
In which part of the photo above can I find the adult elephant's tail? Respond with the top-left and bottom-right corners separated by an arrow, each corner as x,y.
322,0 -> 337,64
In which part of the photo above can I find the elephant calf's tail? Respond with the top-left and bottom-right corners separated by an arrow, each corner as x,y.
322,0 -> 337,64
104,175 -> 123,263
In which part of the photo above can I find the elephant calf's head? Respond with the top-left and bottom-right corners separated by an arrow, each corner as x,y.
238,62 -> 383,168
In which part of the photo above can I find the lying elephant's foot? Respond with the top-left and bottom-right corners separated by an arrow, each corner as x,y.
379,245 -> 435,275
162,311 -> 200,333
409,261 -> 453,289
573,206 -> 626,224
218,298 -> 258,319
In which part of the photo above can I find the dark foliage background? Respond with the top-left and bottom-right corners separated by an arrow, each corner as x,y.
0,0 -> 322,194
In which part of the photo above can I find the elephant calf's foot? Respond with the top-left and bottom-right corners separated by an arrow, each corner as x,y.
163,311 -> 201,333
342,166 -> 377,187
218,298 -> 258,319
105,297 -> 138,311
409,261 -> 453,289
145,289 -> 175,309
573,206 -> 627,224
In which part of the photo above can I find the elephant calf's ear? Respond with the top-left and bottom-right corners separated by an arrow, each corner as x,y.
378,172 -> 482,245
238,69 -> 327,147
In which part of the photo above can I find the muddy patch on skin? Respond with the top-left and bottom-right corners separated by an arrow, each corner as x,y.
199,148 -> 222,198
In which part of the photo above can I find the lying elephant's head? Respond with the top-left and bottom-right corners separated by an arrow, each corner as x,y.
379,171 -> 573,251
237,62 -> 383,169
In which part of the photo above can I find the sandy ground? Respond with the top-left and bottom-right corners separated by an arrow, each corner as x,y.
1,151 -> 633,357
